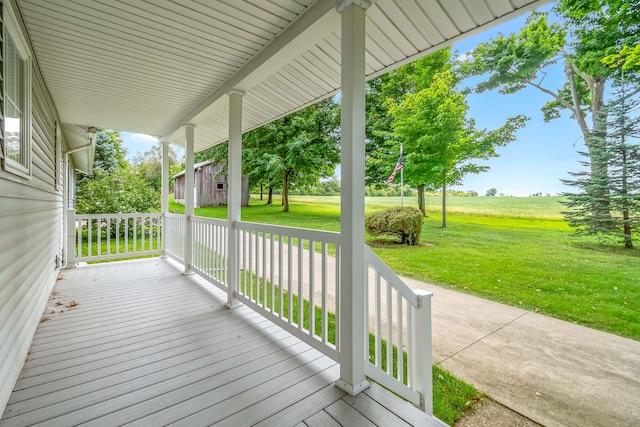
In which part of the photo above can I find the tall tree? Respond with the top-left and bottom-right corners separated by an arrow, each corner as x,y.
388,66 -> 527,226
132,144 -> 181,191
242,99 -> 340,212
76,129 -> 159,214
365,49 -> 451,187
463,1 -> 640,219
562,80 -> 640,248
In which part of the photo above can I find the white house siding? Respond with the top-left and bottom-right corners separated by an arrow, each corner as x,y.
0,0 -> 64,413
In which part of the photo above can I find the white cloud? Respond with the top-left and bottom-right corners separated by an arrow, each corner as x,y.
130,133 -> 158,143
456,52 -> 472,63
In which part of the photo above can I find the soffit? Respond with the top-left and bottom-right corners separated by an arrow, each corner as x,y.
17,0 -> 551,152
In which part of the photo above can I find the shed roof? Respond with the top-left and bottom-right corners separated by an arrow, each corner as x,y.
172,160 -> 214,179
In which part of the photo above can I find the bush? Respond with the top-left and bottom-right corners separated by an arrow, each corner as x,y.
365,207 -> 423,245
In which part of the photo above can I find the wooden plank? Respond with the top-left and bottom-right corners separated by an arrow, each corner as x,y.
128,349 -> 330,426
240,378 -> 345,427
304,410 -> 342,427
363,382 -> 446,427
324,399 -> 377,427
209,363 -> 341,427
341,391 -> 411,427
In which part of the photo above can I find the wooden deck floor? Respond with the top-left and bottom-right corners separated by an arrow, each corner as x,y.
1,258 -> 444,427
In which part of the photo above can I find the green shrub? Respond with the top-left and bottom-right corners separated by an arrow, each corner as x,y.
365,207 -> 423,245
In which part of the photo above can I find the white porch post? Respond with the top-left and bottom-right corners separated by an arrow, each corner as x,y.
412,289 -> 434,413
65,208 -> 77,268
183,125 -> 195,275
226,89 -> 244,309
336,0 -> 370,396
161,140 -> 170,257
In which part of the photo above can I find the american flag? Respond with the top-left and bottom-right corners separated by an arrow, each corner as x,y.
385,154 -> 403,185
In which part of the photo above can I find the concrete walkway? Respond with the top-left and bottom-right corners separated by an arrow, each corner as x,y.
400,276 -> 640,427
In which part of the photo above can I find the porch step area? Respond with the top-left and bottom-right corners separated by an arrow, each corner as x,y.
0,258 -> 443,427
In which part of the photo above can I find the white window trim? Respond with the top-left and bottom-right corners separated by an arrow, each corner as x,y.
3,0 -> 32,179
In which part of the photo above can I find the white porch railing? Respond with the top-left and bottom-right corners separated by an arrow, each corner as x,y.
69,211 -> 162,263
364,246 -> 434,413
66,211 -> 433,412
234,221 -> 341,361
192,216 -> 227,286
164,213 -> 185,262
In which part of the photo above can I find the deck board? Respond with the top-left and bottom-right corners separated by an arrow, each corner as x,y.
0,258 -> 445,427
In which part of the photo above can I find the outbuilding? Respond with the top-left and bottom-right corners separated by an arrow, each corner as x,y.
173,160 -> 249,207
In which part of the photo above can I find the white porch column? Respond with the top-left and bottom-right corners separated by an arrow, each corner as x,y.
183,125 -> 195,275
65,208 -> 77,268
161,140 -> 170,257
336,0 -> 370,396
226,89 -> 244,309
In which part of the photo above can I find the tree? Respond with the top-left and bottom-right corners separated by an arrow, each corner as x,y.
486,188 -> 497,197
76,129 -> 159,215
76,168 -> 159,214
365,50 -> 451,187
132,144 -> 181,191
562,80 -> 640,248
92,129 -> 127,174
242,99 -> 341,212
463,2 -> 640,219
386,51 -> 527,227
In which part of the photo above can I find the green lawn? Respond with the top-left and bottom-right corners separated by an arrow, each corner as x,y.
173,194 -> 639,341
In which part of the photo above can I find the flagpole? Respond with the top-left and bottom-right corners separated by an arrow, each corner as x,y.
400,143 -> 404,207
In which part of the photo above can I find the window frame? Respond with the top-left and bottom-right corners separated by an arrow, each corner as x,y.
2,0 -> 32,179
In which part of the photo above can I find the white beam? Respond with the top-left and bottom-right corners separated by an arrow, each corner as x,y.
183,125 -> 195,275
226,90 -> 244,309
336,0 -> 370,396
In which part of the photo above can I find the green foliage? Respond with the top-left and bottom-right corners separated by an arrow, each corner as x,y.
242,98 -> 341,212
76,168 -> 159,214
132,144 -> 181,191
365,207 -> 423,245
92,129 -> 127,174
76,129 -> 160,215
602,45 -> 640,71
364,184 -> 415,197
557,0 -> 640,80
562,81 -> 640,248
462,13 -> 567,94
365,49 -> 453,186
463,4 -> 640,222
486,188 -> 497,197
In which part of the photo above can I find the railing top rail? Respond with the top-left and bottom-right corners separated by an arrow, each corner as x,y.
235,220 -> 341,244
165,213 -> 185,219
192,215 -> 228,226
75,212 -> 162,220
364,245 -> 432,307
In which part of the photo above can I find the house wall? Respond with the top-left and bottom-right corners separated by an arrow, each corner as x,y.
0,0 -> 65,412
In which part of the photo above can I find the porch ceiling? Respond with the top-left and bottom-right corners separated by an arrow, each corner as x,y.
18,0 -> 550,152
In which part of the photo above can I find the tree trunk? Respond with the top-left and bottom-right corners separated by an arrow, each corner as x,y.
441,179 -> 447,228
565,61 -> 610,218
623,209 -> 633,249
260,185 -> 263,200
417,184 -> 425,216
267,187 -> 273,205
282,172 -> 289,212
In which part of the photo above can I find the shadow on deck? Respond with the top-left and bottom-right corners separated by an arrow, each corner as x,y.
0,258 -> 443,427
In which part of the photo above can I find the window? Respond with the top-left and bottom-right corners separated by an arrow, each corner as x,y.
216,182 -> 227,190
3,1 -> 32,178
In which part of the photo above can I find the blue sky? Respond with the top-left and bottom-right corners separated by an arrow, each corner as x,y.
122,4 -> 585,197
